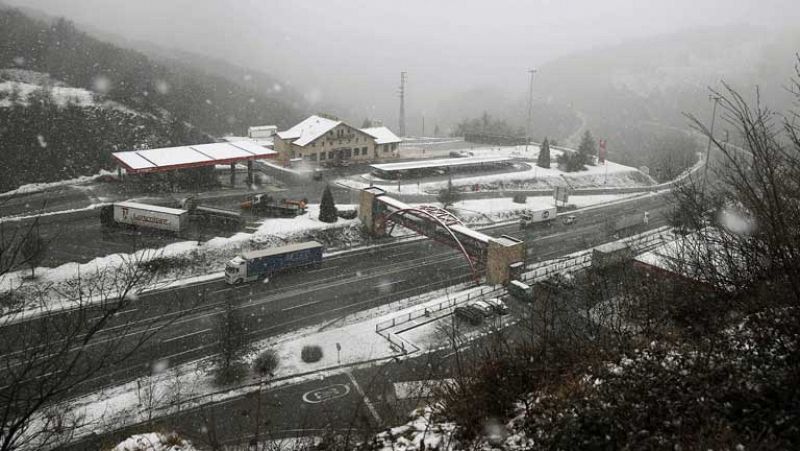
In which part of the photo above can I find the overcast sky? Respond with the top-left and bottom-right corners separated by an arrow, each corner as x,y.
7,0 -> 799,129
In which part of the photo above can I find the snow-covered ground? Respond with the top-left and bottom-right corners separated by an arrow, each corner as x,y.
19,228 -> 671,449
0,204 -> 359,317
450,194 -> 640,224
111,432 -> 197,451
337,145 -> 654,195
0,80 -> 96,108
0,188 -> 644,319
0,169 -> 116,198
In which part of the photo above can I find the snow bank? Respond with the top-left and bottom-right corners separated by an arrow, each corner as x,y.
0,204 -> 360,317
0,169 -> 116,198
111,432 -> 197,451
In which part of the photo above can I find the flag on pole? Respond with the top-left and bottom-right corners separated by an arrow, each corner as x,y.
599,139 -> 607,164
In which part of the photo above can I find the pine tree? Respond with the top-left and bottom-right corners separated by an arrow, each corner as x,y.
434,124 -> 440,137
537,138 -> 551,168
362,118 -> 373,128
578,130 -> 597,165
319,185 -> 338,223
437,177 -> 462,208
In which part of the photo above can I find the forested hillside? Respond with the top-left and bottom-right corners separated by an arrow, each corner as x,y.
0,6 -> 305,191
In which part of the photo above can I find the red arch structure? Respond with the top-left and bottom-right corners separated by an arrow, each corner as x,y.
378,206 -> 480,283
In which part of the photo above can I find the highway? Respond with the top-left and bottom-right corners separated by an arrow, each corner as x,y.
0,190 -> 674,402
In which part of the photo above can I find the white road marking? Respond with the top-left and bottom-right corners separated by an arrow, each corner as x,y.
282,299 -> 322,312
345,370 -> 382,425
161,328 -> 211,344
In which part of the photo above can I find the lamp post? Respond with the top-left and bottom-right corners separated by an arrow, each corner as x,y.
702,95 -> 722,194
525,69 -> 537,152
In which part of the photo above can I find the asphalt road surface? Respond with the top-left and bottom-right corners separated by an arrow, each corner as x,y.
0,191 -> 674,408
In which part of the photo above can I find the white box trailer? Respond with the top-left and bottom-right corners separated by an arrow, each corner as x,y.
520,206 -> 557,228
113,201 -> 188,233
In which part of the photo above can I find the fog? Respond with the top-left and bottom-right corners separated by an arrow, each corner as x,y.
7,0 -> 800,133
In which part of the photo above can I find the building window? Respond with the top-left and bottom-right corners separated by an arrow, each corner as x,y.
392,143 -> 398,151
290,151 -> 296,158
383,145 -> 389,153
312,142 -> 316,147
362,147 -> 367,155
329,151 -> 334,159
311,153 -> 317,161
319,152 -> 326,160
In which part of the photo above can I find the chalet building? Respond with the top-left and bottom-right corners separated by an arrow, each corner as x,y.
274,115 -> 401,164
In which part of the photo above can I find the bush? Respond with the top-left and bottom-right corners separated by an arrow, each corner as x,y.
253,349 -> 280,377
512,194 -> 527,204
214,362 -> 248,386
301,345 -> 323,363
337,209 -> 358,220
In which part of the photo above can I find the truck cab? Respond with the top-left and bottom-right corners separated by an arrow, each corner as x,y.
507,280 -> 534,302
519,213 -> 534,229
225,256 -> 248,284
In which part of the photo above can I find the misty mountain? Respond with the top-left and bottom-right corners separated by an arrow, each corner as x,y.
0,68 -> 213,192
0,6 -> 306,137
0,5 -> 310,191
435,25 -> 798,179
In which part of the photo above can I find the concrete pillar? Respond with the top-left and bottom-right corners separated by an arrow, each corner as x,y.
247,160 -> 254,186
486,236 -> 526,285
230,163 -> 236,186
358,187 -> 387,236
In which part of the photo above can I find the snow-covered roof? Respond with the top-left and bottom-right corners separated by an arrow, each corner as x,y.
276,115 -> 341,147
633,231 -> 736,288
112,141 -> 276,174
371,156 -> 511,172
361,126 -> 402,145
114,201 -> 187,216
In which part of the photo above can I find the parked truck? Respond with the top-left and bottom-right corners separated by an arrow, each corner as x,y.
241,193 -> 307,217
224,241 -> 323,284
109,201 -> 188,233
520,206 -> 557,229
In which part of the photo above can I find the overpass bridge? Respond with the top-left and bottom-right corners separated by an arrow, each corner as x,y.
358,187 -> 525,284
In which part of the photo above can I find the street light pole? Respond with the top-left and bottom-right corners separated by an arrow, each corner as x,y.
525,69 -> 537,152
702,95 -> 722,194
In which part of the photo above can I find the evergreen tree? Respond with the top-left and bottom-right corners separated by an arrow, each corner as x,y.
434,124 -> 441,137
578,130 -> 598,165
557,151 -> 588,172
437,177 -> 462,208
361,118 -> 373,128
537,138 -> 551,168
319,185 -> 338,223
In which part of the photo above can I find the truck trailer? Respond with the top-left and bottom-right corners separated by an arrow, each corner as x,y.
520,206 -> 557,229
224,241 -> 323,284
111,201 -> 188,233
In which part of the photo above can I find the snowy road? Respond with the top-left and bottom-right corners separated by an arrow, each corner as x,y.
1,192 -> 674,406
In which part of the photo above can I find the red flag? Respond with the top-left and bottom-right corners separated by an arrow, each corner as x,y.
599,139 -> 607,164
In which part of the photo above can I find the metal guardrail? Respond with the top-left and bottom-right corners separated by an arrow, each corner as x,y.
373,226 -> 672,344
374,285 -> 505,333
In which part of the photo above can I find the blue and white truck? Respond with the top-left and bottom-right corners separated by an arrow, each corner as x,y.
224,241 -> 324,284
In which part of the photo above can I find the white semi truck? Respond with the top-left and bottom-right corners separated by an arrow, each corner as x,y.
112,201 -> 188,233
520,206 -> 558,229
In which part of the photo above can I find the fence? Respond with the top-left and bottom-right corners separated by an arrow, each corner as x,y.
374,225 -> 672,347
375,284 -> 506,334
